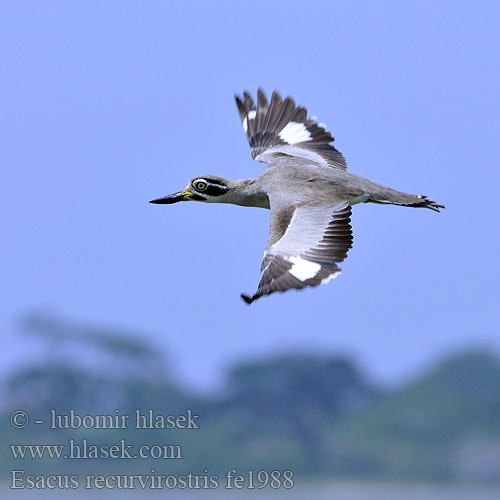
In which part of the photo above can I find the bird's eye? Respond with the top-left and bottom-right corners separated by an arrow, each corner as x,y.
193,180 -> 208,192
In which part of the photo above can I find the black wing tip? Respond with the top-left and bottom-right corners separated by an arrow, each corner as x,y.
241,293 -> 257,305
235,89 -> 279,106
240,293 -> 253,304
235,90 -> 258,123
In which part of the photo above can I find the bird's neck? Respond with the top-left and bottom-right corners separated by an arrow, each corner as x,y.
224,178 -> 270,209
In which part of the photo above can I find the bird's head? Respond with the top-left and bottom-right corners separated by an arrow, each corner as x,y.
150,175 -> 230,204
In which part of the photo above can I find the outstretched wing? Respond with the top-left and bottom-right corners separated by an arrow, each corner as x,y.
235,89 -> 346,170
242,198 -> 353,304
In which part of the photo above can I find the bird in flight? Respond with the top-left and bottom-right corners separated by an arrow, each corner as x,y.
151,89 -> 444,304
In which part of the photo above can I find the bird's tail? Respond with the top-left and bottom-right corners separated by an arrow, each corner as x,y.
368,192 -> 445,212
406,195 -> 445,212
352,180 -> 445,212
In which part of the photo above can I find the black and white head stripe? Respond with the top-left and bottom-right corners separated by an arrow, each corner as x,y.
242,201 -> 352,304
190,176 -> 228,197
235,89 -> 346,170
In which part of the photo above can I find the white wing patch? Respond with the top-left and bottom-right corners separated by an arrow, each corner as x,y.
242,110 -> 257,133
321,270 -> 341,285
287,256 -> 321,281
278,121 -> 311,145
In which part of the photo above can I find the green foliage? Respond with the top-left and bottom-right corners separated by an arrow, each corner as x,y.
328,349 -> 500,481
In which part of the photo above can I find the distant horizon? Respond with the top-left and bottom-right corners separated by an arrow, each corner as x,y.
3,309 -> 498,395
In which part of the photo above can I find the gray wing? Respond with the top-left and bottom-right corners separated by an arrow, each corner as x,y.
241,198 -> 353,304
235,88 -> 346,170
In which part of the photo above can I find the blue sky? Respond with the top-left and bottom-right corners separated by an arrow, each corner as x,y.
2,1 -> 499,391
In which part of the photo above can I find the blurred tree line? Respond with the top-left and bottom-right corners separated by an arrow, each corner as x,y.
1,312 -> 499,483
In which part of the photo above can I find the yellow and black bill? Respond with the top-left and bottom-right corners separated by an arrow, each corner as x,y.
149,188 -> 203,204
